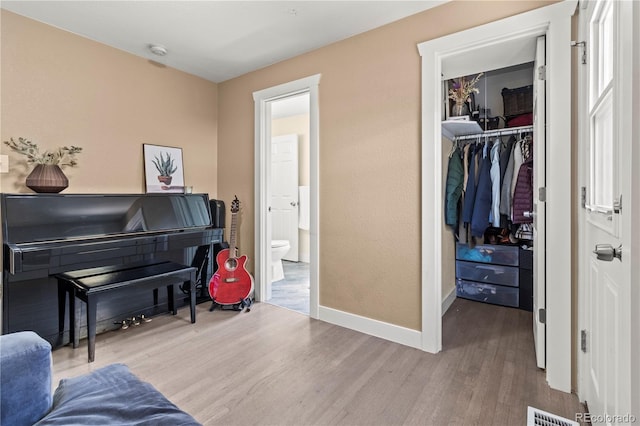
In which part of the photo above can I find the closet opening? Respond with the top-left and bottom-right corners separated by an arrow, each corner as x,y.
419,0 -> 576,391
440,40 -> 546,368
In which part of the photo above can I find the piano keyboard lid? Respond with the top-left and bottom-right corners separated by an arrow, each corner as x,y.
1,193 -> 213,245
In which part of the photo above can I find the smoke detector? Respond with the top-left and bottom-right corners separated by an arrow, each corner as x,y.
148,44 -> 168,56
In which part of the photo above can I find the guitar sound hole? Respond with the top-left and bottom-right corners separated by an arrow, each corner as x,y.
225,258 -> 238,271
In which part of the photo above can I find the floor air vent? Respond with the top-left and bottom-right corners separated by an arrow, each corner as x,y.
527,406 -> 579,426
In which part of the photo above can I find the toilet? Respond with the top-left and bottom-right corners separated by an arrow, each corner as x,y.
271,240 -> 291,282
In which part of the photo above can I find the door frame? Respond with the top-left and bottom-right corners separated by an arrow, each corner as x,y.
532,34 -> 547,370
417,1 -> 576,392
253,74 -> 321,319
632,0 -> 640,416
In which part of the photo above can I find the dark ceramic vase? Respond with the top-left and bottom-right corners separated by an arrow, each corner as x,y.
25,164 -> 69,193
451,101 -> 469,117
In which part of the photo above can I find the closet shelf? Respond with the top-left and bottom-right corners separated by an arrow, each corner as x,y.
442,121 -> 534,142
441,120 -> 483,140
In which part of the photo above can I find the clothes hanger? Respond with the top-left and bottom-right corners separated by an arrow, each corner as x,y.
449,138 -> 458,158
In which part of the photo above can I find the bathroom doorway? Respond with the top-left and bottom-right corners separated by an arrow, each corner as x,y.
253,74 -> 320,319
266,93 -> 311,315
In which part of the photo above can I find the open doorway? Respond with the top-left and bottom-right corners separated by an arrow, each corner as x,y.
253,74 -> 321,319
418,2 -> 575,392
267,94 -> 311,315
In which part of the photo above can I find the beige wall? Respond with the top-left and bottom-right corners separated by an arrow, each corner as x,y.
0,10 -> 218,196
272,113 -> 311,262
218,1 -> 555,330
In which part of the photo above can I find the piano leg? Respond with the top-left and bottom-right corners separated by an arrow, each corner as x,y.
57,281 -> 66,347
86,298 -> 97,363
167,285 -> 176,315
70,288 -> 77,349
57,280 -> 77,348
189,270 -> 196,324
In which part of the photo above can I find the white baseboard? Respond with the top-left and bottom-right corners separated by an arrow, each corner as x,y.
442,286 -> 457,316
318,305 -> 422,349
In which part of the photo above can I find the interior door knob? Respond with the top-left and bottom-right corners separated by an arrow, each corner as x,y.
524,211 -> 536,218
593,244 -> 622,261
290,201 -> 298,207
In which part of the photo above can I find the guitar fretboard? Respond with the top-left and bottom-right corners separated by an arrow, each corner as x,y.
229,211 -> 238,260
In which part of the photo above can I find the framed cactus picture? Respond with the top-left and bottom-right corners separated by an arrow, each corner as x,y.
143,144 -> 185,193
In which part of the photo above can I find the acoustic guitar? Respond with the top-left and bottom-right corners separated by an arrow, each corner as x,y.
208,196 -> 254,311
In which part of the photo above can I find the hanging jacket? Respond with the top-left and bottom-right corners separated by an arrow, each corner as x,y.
471,143 -> 493,237
509,140 -> 525,218
462,145 -> 479,225
499,135 -> 516,184
512,154 -> 534,224
500,141 -> 517,218
498,136 -> 516,228
445,148 -> 464,227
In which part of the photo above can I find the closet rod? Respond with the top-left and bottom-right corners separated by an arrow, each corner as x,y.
455,124 -> 534,142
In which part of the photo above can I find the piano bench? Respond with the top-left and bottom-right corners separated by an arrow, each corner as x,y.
56,261 -> 197,363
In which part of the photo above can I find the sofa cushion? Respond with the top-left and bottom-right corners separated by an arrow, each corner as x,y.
0,331 -> 53,426
34,363 -> 200,426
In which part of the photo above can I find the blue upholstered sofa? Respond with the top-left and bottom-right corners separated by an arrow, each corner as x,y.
0,331 -> 200,425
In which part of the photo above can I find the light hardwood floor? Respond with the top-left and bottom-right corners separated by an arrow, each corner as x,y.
51,298 -> 584,425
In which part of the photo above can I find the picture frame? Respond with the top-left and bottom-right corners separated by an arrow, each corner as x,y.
143,144 -> 185,193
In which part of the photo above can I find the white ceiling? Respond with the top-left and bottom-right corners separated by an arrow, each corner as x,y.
1,1 -> 448,83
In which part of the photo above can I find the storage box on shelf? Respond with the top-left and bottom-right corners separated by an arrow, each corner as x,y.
502,85 -> 534,127
455,242 -> 533,311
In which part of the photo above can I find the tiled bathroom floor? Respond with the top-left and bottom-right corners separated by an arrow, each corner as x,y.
267,260 -> 309,315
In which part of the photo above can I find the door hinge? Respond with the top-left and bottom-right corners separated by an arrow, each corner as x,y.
538,187 -> 547,202
537,65 -> 546,80
538,308 -> 546,324
571,41 -> 587,65
581,329 -> 588,353
581,186 -> 587,209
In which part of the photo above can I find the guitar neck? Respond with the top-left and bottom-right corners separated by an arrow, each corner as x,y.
229,211 -> 238,259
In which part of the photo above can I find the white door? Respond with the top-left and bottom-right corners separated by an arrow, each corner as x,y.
578,0 -> 633,421
271,134 -> 299,262
532,35 -> 546,370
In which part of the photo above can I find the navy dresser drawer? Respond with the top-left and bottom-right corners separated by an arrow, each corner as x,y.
456,243 -> 519,266
456,261 -> 519,287
456,279 -> 519,308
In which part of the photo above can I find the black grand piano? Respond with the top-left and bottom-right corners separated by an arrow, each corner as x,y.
1,193 -> 223,345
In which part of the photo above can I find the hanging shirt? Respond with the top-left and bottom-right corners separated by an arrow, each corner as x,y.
489,138 -> 501,227
463,144 -> 471,192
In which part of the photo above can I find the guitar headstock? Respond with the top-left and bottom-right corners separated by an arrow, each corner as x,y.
231,195 -> 240,214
